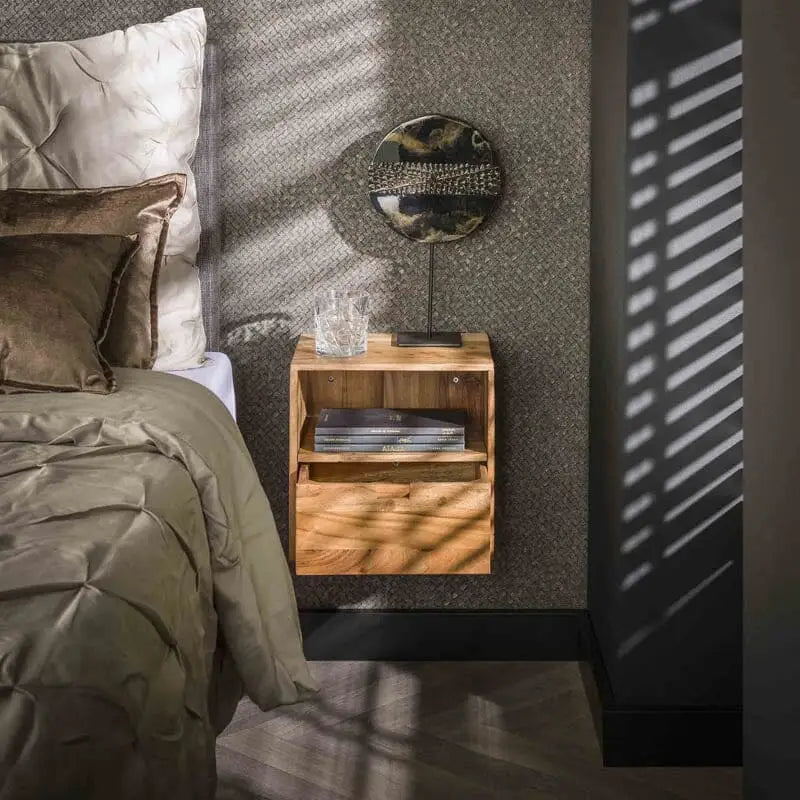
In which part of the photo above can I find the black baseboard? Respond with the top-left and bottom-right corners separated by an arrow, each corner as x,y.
580,616 -> 742,766
299,609 -> 586,661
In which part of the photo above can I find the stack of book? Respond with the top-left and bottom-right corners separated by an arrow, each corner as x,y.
314,408 -> 467,452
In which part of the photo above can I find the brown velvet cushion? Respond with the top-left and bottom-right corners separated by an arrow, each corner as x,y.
0,233 -> 138,394
0,175 -> 185,369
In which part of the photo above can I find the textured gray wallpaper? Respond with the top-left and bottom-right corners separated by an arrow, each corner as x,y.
4,1 -> 591,609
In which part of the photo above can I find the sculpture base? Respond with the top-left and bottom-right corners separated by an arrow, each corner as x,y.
393,331 -> 463,348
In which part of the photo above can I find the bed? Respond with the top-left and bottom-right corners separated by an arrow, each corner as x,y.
0,37 -> 315,800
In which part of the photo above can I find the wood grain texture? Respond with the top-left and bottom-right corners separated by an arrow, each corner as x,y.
295,546 -> 491,575
296,472 -> 491,574
383,370 -> 488,435
288,369 -> 305,560
216,662 -> 742,800
291,333 -> 493,371
304,463 -> 483,483
289,333 -> 495,574
302,371 -> 385,414
486,364 -> 496,552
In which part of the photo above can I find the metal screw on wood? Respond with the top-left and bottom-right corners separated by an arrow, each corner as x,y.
328,375 -> 335,382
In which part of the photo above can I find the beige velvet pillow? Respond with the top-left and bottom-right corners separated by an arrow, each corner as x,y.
0,8 -> 208,371
0,233 -> 138,394
0,175 -> 185,368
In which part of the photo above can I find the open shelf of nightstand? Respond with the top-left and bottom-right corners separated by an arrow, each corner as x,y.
289,333 -> 495,576
297,417 -> 487,463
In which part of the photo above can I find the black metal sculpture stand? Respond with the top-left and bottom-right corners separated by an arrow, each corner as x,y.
395,244 -> 463,347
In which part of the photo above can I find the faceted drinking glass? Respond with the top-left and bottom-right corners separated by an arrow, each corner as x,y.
314,291 -> 369,357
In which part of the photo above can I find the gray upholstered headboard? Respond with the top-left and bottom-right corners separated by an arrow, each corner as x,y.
194,43 -> 222,351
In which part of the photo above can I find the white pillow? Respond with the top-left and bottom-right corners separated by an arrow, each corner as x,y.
0,7 -> 207,370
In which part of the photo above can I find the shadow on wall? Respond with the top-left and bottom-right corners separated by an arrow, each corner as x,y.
219,0 -> 592,612
607,0 -> 742,705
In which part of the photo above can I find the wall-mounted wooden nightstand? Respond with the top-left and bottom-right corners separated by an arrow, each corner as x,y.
289,332 -> 495,575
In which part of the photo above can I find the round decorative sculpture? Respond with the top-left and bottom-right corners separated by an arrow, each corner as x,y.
368,115 -> 501,243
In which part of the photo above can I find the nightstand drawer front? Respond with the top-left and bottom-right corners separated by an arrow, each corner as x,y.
295,476 -> 491,575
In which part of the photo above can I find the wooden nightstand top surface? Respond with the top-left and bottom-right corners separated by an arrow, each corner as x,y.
291,332 -> 493,371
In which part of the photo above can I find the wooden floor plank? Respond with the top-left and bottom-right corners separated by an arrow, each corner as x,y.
216,661 -> 742,800
216,744 -> 351,800
223,725 -> 556,800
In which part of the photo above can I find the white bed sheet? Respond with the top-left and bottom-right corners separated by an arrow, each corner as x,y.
168,351 -> 236,420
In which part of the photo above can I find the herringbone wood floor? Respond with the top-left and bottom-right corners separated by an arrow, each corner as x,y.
216,662 -> 742,800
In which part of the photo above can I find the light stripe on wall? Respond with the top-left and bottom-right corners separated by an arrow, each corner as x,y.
618,8 -> 743,666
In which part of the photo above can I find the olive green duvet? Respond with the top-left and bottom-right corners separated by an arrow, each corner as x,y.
0,369 -> 317,799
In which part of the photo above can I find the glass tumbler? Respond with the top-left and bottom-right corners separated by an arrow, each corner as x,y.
314,290 -> 369,357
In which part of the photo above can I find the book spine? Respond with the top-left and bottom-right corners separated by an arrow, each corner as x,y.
314,443 -> 466,453
315,427 -> 465,436
314,435 -> 465,445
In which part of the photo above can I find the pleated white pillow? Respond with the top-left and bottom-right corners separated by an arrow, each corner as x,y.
0,7 -> 208,369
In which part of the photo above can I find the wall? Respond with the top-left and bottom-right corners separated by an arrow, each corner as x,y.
742,0 -> 800,793
589,0 -> 742,708
588,0 -> 629,689
3,1 -> 592,609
